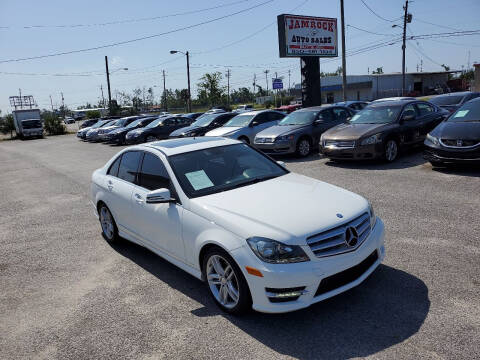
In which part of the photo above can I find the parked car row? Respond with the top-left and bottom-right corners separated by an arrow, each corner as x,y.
78,93 -> 480,166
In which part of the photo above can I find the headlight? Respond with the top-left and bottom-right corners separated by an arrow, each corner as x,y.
360,133 -> 382,146
368,202 -> 376,230
425,133 -> 439,145
275,134 -> 294,142
246,237 -> 310,264
186,132 -> 197,137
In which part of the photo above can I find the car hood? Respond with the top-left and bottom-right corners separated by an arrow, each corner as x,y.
431,121 -> 480,140
323,122 -> 395,140
189,173 -> 368,245
257,124 -> 309,137
205,126 -> 242,136
170,125 -> 204,136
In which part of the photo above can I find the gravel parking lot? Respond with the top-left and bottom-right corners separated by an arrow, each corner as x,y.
0,134 -> 479,359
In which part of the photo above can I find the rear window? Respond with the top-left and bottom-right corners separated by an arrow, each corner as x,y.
22,120 -> 42,129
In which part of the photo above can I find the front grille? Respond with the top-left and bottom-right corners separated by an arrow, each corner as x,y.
307,212 -> 370,257
440,139 -> 480,148
255,137 -> 275,144
323,140 -> 356,148
314,250 -> 378,297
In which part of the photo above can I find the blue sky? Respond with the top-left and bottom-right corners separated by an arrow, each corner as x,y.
0,0 -> 479,113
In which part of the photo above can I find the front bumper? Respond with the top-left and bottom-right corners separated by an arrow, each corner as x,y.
253,140 -> 296,155
125,135 -> 144,145
424,145 -> 480,164
320,142 -> 384,160
231,218 -> 385,313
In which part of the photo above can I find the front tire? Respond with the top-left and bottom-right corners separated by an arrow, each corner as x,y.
384,139 -> 398,162
296,137 -> 311,157
203,247 -> 251,314
98,204 -> 119,243
238,136 -> 250,144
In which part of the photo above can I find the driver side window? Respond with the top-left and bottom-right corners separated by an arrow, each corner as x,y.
138,152 -> 171,191
402,104 -> 417,121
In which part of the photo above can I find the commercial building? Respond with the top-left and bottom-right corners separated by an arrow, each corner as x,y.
293,71 -> 459,103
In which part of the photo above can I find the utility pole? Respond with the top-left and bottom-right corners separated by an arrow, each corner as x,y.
162,70 -> 167,112
100,85 -> 105,108
226,68 -> 231,107
420,59 -> 423,72
253,73 -> 256,97
264,70 -> 269,96
61,92 -> 65,118
340,0 -> 347,102
105,56 -> 112,112
401,0 -> 410,96
49,95 -> 54,112
186,51 -> 191,112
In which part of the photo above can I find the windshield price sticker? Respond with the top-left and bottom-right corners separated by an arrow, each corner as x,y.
185,170 -> 214,190
454,110 -> 469,118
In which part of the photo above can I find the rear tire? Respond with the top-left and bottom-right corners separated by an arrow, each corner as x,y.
203,247 -> 252,315
98,204 -> 119,243
429,160 -> 443,168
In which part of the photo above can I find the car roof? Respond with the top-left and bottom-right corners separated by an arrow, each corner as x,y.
297,104 -> 348,112
137,136 -> 241,156
433,91 -> 477,97
372,97 -> 416,102
369,99 -> 417,107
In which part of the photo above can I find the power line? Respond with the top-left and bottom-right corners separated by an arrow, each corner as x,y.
347,24 -> 401,37
0,0 -> 275,64
359,0 -> 399,22
0,0 -> 255,29
414,18 -> 463,32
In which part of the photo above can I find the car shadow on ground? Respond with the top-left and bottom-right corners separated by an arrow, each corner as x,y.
110,240 -> 430,359
430,164 -> 480,178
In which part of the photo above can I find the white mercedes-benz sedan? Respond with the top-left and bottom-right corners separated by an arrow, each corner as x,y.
91,137 -> 385,314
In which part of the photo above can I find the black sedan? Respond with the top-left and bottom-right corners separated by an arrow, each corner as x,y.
80,118 -> 100,129
320,99 -> 449,162
424,97 -> 480,166
102,116 -> 157,145
169,112 -> 236,138
125,116 -> 193,144
333,101 -> 369,111
429,91 -> 480,114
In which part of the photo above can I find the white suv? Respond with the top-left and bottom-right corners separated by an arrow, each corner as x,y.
91,137 -> 385,314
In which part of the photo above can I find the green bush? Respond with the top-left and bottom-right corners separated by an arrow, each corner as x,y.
0,114 -> 16,138
86,110 -> 101,119
43,113 -> 66,135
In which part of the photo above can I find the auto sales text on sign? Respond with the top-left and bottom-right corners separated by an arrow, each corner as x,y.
277,14 -> 338,58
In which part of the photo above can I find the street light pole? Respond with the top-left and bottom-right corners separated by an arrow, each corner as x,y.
170,50 -> 191,112
402,0 -> 409,96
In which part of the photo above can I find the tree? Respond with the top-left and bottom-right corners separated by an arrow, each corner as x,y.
197,72 -> 226,107
0,114 -> 15,138
42,112 -> 66,135
372,67 -> 384,74
86,110 -> 101,119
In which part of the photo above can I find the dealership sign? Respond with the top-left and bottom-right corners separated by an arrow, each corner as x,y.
272,78 -> 283,89
277,14 -> 338,58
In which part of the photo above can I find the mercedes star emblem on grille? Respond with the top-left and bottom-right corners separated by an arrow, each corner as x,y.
344,226 -> 359,247
457,140 -> 463,147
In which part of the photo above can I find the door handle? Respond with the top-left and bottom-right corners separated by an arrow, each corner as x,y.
107,180 -> 113,191
134,193 -> 144,204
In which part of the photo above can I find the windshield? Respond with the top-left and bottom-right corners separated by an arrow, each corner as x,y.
22,120 -> 42,129
125,119 -> 143,128
349,106 -> 401,124
430,95 -> 464,106
191,114 -> 220,127
115,118 -> 133,127
102,120 -> 117,127
169,144 -> 288,198
447,101 -> 480,122
91,120 -> 108,128
224,114 -> 255,127
146,118 -> 165,128
278,111 -> 318,126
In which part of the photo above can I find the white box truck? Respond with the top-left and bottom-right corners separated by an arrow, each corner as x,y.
13,109 -> 43,138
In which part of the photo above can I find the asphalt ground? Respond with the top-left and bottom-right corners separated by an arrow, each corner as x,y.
0,134 -> 479,359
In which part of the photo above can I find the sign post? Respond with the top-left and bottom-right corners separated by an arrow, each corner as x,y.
277,14 -> 338,107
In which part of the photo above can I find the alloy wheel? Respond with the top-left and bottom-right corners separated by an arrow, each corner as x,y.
385,140 -> 398,162
298,139 -> 310,157
206,255 -> 240,309
99,206 -> 114,240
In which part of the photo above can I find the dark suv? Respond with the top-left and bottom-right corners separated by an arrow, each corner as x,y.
169,112 -> 237,138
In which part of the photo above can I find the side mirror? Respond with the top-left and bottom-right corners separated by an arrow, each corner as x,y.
251,121 -> 259,127
314,119 -> 323,125
146,188 -> 174,204
277,160 -> 286,168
